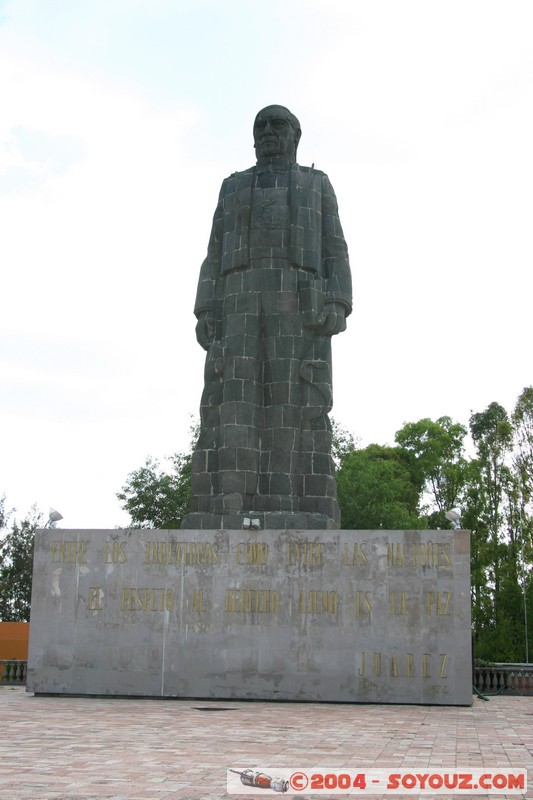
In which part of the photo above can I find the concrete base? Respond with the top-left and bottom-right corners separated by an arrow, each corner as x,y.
27,528 -> 472,705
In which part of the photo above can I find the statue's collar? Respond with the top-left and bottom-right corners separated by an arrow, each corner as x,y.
255,156 -> 294,174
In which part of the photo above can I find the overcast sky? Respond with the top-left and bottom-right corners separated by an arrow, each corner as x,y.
1,0 -> 532,528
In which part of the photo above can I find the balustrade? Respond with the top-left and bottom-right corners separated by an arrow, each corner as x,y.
474,663 -> 533,695
0,660 -> 27,685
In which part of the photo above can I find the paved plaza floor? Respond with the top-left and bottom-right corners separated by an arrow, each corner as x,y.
0,687 -> 532,800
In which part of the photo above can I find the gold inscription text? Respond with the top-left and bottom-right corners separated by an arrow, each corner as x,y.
145,541 -> 219,566
105,541 -> 127,563
224,589 -> 279,614
51,540 -> 87,564
390,591 -> 408,615
343,543 -> 367,566
426,591 -> 452,615
286,541 -> 322,568
88,587 -> 103,610
387,541 -> 452,567
356,651 -> 448,680
299,590 -> 338,614
355,591 -> 372,615
237,542 -> 269,565
121,587 -> 174,612
192,589 -> 207,612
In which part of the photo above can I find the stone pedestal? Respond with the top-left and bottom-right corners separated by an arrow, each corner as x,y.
27,528 -> 472,705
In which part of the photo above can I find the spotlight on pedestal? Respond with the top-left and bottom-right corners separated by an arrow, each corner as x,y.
46,508 -> 63,529
445,507 -> 462,530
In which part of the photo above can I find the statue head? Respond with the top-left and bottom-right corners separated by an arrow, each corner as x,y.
253,105 -> 301,162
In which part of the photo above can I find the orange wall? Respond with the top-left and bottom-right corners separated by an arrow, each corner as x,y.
0,622 -> 30,660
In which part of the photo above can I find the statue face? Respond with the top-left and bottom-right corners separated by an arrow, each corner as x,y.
253,106 -> 300,160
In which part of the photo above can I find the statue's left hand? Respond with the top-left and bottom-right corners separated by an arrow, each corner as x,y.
317,302 -> 347,335
195,310 -> 215,350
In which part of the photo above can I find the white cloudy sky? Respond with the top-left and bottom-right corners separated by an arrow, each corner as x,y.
1,0 -> 532,528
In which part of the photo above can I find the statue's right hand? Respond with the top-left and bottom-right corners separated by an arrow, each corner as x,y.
195,311 -> 215,350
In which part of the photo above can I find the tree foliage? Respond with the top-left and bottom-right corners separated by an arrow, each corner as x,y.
117,453 -> 192,529
395,416 -> 469,528
457,398 -> 533,661
512,386 -> 533,538
331,418 -> 359,467
0,496 -> 41,621
337,444 -> 422,530
117,421 -> 199,529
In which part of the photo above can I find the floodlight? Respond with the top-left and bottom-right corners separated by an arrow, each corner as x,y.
47,508 -> 63,529
445,508 -> 462,529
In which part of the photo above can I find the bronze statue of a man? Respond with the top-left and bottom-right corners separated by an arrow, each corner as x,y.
181,105 -> 352,530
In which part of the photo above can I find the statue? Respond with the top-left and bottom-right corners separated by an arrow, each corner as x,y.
181,105 -> 352,530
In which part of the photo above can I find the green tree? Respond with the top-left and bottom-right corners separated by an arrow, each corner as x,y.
0,497 -> 41,621
470,402 -> 513,542
331,418 -> 359,467
395,416 -> 468,528
461,460 -> 494,655
511,386 -> 533,659
117,452 -> 192,529
337,444 -> 422,530
513,386 -> 533,489
117,421 -> 199,529
512,386 -> 533,549
468,401 -> 521,660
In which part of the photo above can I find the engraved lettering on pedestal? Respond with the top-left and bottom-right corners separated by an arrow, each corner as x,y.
427,684 -> 449,695
145,541 -> 219,566
387,543 -> 406,566
298,590 -> 338,614
236,542 -> 269,565
359,678 -> 378,693
440,654 -> 448,678
390,590 -> 408,615
387,541 -> 452,567
88,587 -> 103,610
121,587 -> 174,612
374,653 -> 381,676
51,540 -> 88,564
286,541 -> 322,568
355,591 -> 372,616
357,652 -> 425,679
343,543 -> 367,566
224,589 -> 279,614
423,653 -> 431,678
105,541 -> 127,563
426,591 -> 452,615
191,589 -> 207,612
417,653 -> 449,680
439,543 -> 451,566
357,652 -> 366,676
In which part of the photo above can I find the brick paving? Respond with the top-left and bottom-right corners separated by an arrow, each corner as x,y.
1,687 -> 532,800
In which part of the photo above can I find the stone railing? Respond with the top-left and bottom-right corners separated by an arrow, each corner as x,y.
474,663 -> 533,695
2,658 -> 531,695
0,659 -> 27,686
